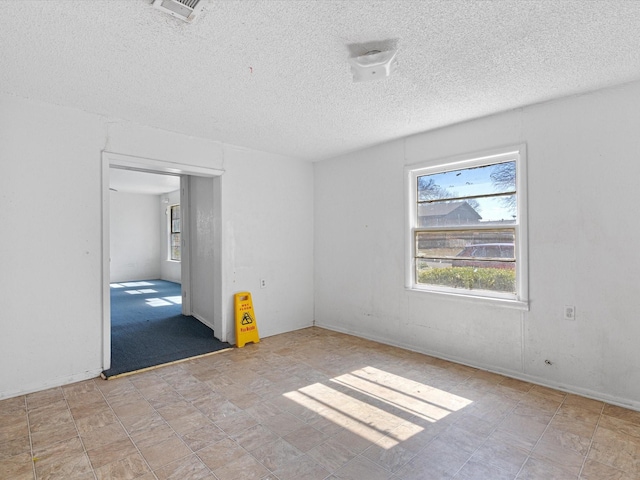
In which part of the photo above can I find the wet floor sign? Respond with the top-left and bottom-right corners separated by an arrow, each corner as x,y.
234,292 -> 260,348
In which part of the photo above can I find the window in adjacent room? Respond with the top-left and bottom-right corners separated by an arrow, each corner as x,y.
406,145 -> 528,306
170,204 -> 181,261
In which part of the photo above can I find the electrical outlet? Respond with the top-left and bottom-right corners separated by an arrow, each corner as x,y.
564,305 -> 576,320
260,279 -> 267,289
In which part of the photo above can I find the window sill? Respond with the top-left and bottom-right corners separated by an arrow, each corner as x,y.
406,286 -> 529,311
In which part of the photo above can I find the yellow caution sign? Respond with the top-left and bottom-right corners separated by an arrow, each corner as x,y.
234,292 -> 260,348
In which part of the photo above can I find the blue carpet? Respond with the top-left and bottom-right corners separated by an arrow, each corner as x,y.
103,279 -> 231,378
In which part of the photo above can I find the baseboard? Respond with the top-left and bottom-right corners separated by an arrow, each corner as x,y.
316,323 -> 640,412
0,368 -> 104,401
192,312 -> 215,331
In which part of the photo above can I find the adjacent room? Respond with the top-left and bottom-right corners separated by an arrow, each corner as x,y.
2,1 -> 640,479
107,168 -> 230,377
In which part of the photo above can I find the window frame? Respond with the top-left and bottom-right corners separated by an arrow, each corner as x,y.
169,204 -> 181,262
405,144 -> 529,309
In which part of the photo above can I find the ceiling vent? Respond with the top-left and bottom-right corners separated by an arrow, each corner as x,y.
152,0 -> 204,22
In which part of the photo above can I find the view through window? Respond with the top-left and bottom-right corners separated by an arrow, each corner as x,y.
408,146 -> 527,302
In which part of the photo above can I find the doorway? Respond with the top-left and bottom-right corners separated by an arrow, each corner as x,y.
101,151 -> 225,372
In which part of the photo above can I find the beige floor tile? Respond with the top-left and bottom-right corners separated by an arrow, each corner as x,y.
74,409 -> 119,435
0,436 -> 31,461
261,411 -> 306,437
363,441 -> 417,473
580,458 -> 634,480
333,455 -> 391,480
165,409 -> 214,436
0,416 -> 29,444
130,421 -> 176,451
0,452 -> 35,480
250,437 -> 302,472
93,452 -> 151,480
28,404 -> 73,433
34,451 -> 94,480
306,437 -> 358,472
154,453 -> 215,480
213,453 -> 270,480
530,436 -> 584,476
562,393 -> 604,414
271,453 -> 330,480
603,404 -> 640,426
516,456 -> 578,479
453,458 -> 515,480
588,426 -> 640,474
87,437 -> 138,469
180,422 -> 228,451
469,436 -> 528,475
26,388 -> 64,411
538,425 -> 591,456
214,410 -> 259,435
196,438 -> 245,471
283,423 -> 329,452
137,433 -> 191,470
0,396 -> 26,415
79,421 -> 129,451
231,424 -> 279,452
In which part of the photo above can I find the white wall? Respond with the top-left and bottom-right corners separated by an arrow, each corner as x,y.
314,80 -> 640,410
0,93 -> 314,399
160,189 -> 181,283
109,191 -> 161,282
219,145 -> 315,344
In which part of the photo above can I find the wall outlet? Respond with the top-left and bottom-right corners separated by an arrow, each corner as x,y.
564,305 -> 576,320
260,279 -> 267,289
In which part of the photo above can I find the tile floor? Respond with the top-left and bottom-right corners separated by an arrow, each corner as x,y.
1,327 -> 639,479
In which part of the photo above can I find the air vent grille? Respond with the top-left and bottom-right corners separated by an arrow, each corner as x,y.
152,0 -> 204,22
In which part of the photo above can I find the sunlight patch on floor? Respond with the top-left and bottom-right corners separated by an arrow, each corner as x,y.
284,367 -> 472,449
146,296 -> 182,307
331,366 -> 472,422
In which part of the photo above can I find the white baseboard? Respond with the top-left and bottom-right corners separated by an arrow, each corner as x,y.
316,323 -> 640,412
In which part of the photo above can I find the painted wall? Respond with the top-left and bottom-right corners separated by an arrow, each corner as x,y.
0,93 -> 314,399
109,191 -> 161,282
314,80 -> 640,410
219,145 -> 315,344
160,189 -> 181,283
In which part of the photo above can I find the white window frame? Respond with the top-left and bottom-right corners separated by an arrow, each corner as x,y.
169,204 -> 181,262
405,144 -> 529,309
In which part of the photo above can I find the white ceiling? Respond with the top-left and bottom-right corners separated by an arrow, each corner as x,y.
2,0 -> 640,161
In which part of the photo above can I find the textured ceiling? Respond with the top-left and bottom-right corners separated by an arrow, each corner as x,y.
2,0 -> 640,161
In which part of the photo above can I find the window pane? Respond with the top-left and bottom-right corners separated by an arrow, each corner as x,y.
417,196 -> 516,227
417,161 -> 516,202
416,230 -> 515,260
415,230 -> 515,294
416,257 -> 516,293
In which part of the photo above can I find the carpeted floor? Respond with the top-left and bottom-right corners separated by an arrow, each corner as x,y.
103,279 -> 230,378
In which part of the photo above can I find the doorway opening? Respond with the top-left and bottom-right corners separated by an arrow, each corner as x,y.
101,151 -> 226,375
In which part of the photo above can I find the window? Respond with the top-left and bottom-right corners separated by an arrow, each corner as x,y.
170,204 -> 181,261
406,145 -> 528,306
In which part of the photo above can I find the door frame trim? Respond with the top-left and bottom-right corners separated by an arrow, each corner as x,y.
101,151 -> 223,370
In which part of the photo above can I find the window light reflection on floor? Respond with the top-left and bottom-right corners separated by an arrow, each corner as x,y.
145,296 -> 182,307
284,367 -> 472,449
124,289 -> 158,295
